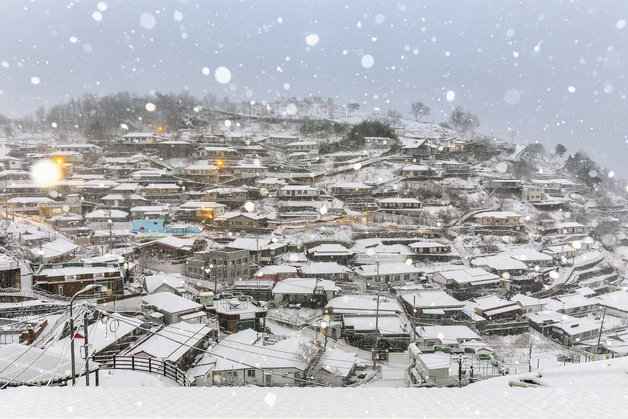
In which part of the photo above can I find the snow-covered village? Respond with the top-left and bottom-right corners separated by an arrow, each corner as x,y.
1,1 -> 628,418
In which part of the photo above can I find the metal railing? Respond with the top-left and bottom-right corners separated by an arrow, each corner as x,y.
92,354 -> 190,387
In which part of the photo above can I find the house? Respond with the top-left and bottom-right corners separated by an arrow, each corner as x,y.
377,197 -> 422,210
84,209 -> 129,225
467,295 -> 522,321
212,296 -> 266,332
505,249 -> 554,268
199,146 -> 240,161
230,280 -> 274,302
510,294 -> 549,313
364,136 -> 396,148
414,325 -> 481,351
126,321 -> 212,370
231,163 -> 268,179
272,278 -> 340,307
400,289 -> 465,320
226,236 -> 287,264
297,262 -> 353,282
0,255 -> 21,289
137,236 -> 195,260
407,344 -> 457,387
485,179 -> 522,196
30,237 -> 80,264
130,205 -> 171,220
204,187 -> 249,205
548,315 -> 600,346
175,201 -> 226,221
141,184 -> 181,201
144,273 -> 187,295
432,268 -> 504,298
473,211 -> 521,227
542,244 -> 579,261
7,197 -> 55,215
101,193 -> 147,209
330,182 -> 374,198
470,253 -> 529,276
401,164 -> 433,179
184,248 -> 251,283
265,134 -> 299,145
141,292 -> 206,325
33,261 -> 124,297
521,186 -> 543,202
278,185 -> 321,200
409,241 -> 452,256
354,262 -> 423,286
595,291 -> 628,319
317,348 -> 357,386
213,212 -> 269,232
204,329 -> 311,387
326,295 -> 410,351
254,265 -> 297,282
306,243 -> 355,264
555,222 -> 587,235
178,162 -> 219,182
0,155 -> 23,170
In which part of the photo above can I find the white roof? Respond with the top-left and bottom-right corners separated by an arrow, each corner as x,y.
471,254 -> 528,271
595,291 -> 628,313
255,265 -> 298,276
326,294 -> 404,315
332,182 -> 373,189
319,348 -> 357,378
299,262 -> 352,275
144,273 -> 187,294
0,344 -> 84,385
473,211 -> 521,219
208,329 -> 309,372
85,209 -> 128,219
272,278 -> 340,295
141,292 -> 203,314
179,201 -> 226,209
355,262 -> 423,276
434,268 -> 501,285
400,289 -> 464,310
145,183 -> 180,189
378,197 -> 422,204
416,325 -> 480,343
7,197 -> 54,204
127,321 -> 211,362
309,243 -> 353,256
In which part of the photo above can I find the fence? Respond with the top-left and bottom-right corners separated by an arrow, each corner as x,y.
92,354 -> 190,387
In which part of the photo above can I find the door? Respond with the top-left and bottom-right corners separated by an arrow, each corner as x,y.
265,374 -> 272,386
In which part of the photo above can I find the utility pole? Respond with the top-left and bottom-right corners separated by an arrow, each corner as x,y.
596,305 -> 607,353
458,356 -> 463,386
84,311 -> 90,386
528,342 -> 533,373
412,294 -> 417,342
373,293 -> 380,370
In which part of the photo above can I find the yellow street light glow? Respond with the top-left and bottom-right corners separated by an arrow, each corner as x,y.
30,160 -> 63,187
56,158 -> 63,164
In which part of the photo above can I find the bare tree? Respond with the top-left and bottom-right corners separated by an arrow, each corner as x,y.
410,102 -> 431,121
448,106 -> 480,132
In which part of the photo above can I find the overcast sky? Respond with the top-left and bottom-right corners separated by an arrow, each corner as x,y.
0,0 -> 626,175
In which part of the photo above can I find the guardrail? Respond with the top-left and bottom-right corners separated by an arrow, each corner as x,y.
92,354 -> 190,387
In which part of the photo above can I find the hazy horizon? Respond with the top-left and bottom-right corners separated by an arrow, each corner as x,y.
0,0 -> 626,174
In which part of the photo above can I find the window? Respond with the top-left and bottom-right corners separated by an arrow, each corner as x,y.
247,369 -> 255,378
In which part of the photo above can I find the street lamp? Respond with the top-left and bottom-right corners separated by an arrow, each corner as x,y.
69,284 -> 100,386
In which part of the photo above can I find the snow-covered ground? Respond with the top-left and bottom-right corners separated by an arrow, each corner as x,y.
3,357 -> 628,417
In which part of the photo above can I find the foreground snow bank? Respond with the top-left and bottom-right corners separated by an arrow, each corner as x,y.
2,358 -> 628,417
